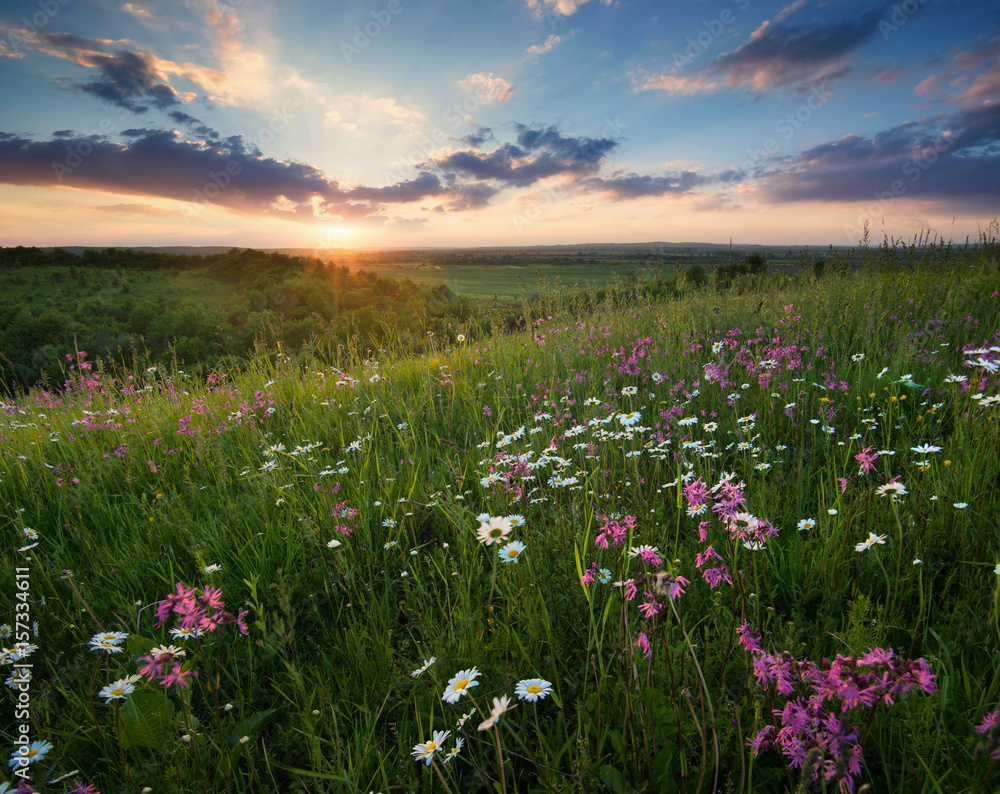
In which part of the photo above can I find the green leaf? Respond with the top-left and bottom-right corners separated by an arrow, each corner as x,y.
227,708 -> 277,748
126,634 -> 157,659
117,688 -> 174,751
599,764 -> 628,794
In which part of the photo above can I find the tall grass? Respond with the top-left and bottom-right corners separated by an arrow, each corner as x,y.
1,244 -> 1000,793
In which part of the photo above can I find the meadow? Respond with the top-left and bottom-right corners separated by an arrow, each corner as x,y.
2,239 -> 1000,793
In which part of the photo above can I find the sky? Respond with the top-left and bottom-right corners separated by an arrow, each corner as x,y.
0,0 -> 997,250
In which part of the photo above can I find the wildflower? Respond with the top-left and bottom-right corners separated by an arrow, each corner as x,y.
383,541 -> 397,550
443,737 -> 464,763
507,514 -> 526,528
478,695 -> 516,731
7,740 -> 53,768
89,640 -> 124,655
617,411 -> 641,427
598,568 -> 612,584
168,627 -> 204,641
203,564 -> 222,574
0,625 -> 9,640
411,729 -> 450,765
911,444 -> 942,454
876,481 -> 908,498
91,631 -> 128,645
953,502 -> 968,509
828,508 -> 838,515
855,533 -> 888,552
99,677 -> 138,705
499,540 -> 526,563
678,416 -> 698,426
476,516 -> 512,546
442,668 -> 480,703
628,545 -> 663,566
704,422 -> 718,432
411,657 -> 437,677
797,518 -> 816,531
326,539 -> 342,548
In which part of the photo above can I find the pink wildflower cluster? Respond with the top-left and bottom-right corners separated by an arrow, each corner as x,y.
974,709 -> 1000,762
633,571 -> 691,659
330,499 -> 359,535
154,582 -> 249,637
594,514 -> 637,548
683,476 -> 779,589
740,620 -> 937,793
138,645 -> 197,690
854,446 -> 879,476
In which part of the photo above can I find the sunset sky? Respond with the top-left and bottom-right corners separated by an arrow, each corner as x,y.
0,0 -> 997,250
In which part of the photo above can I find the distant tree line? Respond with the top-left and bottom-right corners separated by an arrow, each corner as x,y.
0,247 -> 479,394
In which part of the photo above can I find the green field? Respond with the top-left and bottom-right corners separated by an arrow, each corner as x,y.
2,240 -> 1000,793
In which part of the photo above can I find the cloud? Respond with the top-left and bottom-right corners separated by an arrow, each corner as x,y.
167,110 -> 220,139
524,34 -> 562,57
343,172 -> 444,204
0,127 -> 511,223
121,3 -> 152,19
0,29 -> 192,112
455,73 -> 515,106
324,94 -> 426,135
1,17 -> 277,111
636,2 -> 888,96
432,125 -> 618,187
525,0 -> 613,18
578,171 -> 707,198
915,37 -> 1000,106
754,103 -> 1000,210
462,128 -> 494,148
93,202 -> 181,218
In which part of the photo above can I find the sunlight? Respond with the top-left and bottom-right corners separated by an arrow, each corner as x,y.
315,224 -> 361,247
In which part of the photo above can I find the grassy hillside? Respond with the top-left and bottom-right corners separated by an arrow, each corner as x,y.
1,241 -> 1000,793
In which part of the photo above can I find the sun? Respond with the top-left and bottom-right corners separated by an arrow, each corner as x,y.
315,224 -> 360,246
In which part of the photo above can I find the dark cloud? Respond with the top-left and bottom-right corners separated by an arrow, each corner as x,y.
0,119 -> 712,225
168,111 -> 221,140
0,128 -> 513,222
7,30 -> 181,112
708,2 -> 888,90
344,172 -> 445,204
121,127 -> 163,137
579,171 -> 707,198
52,129 -> 75,137
77,49 -> 180,112
462,127 -> 494,147
514,124 -> 618,165
639,2 -> 893,96
433,125 -> 619,187
446,181 -> 501,211
755,103 -> 1000,208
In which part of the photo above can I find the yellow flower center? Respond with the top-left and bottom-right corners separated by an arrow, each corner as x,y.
527,685 -> 541,694
426,741 -> 438,752
508,549 -> 519,558
111,688 -> 125,697
455,678 -> 469,690
26,748 -> 40,758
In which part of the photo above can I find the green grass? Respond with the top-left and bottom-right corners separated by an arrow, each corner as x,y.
1,255 -> 1000,793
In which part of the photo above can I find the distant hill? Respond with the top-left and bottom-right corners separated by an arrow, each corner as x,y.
40,241 -> 849,257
